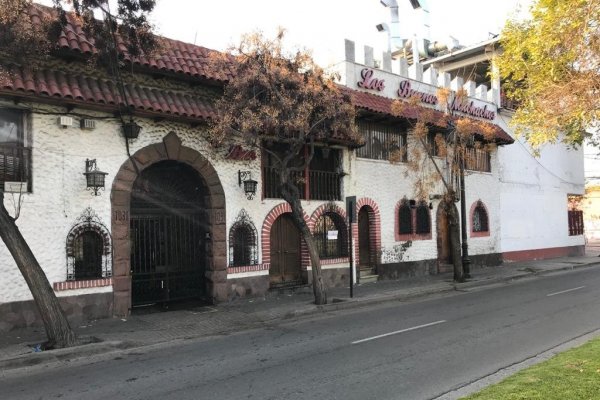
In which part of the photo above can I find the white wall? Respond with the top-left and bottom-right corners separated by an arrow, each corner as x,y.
496,112 -> 585,252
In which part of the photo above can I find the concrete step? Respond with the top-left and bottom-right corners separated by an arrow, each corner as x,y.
359,268 -> 374,277
438,263 -> 454,274
359,274 -> 378,284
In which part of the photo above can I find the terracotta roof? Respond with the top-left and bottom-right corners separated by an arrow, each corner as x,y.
27,4 -> 234,83
344,87 -> 514,144
0,63 -> 217,121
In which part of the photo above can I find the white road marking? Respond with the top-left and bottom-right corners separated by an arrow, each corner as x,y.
351,320 -> 447,345
546,286 -> 585,297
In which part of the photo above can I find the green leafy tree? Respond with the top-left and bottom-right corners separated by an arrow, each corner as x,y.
496,0 -> 600,148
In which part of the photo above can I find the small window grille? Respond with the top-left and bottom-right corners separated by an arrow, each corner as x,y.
313,211 -> 348,259
473,202 -> 489,232
66,207 -> 112,281
229,209 -> 258,266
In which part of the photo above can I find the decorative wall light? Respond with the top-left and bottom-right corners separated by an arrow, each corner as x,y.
238,170 -> 258,200
84,159 -> 108,196
122,121 -> 141,139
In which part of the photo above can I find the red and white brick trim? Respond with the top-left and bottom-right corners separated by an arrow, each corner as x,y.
261,203 -> 310,267
53,278 -> 113,291
354,198 -> 382,265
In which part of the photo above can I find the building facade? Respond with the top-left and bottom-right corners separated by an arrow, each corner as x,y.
0,6 -> 585,331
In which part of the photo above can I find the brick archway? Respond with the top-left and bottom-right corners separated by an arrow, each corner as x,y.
261,203 -> 310,271
308,203 -> 347,232
353,198 -> 382,266
110,132 -> 226,316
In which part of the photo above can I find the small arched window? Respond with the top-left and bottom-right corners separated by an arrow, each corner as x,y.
229,209 -> 258,267
415,203 -> 431,234
313,211 -> 348,259
398,202 -> 412,235
473,201 -> 489,232
66,207 -> 112,281
73,231 -> 104,280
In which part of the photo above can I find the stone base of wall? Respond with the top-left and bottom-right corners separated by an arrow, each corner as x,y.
0,292 -> 113,332
227,276 -> 270,299
503,245 -> 585,262
377,259 -> 438,281
469,253 -> 503,267
307,268 -> 350,288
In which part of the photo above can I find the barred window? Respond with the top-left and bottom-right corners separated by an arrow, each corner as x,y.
73,231 -> 104,280
314,212 -> 348,259
66,208 -> 112,281
415,203 -> 431,234
357,120 -> 407,161
472,202 -> 489,232
0,108 -> 31,189
229,212 -> 258,267
398,202 -> 412,234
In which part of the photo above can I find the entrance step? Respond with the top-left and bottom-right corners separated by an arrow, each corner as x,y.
359,274 -> 378,284
359,267 -> 375,277
438,263 -> 454,274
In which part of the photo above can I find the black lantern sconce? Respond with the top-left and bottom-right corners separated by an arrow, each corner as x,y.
84,159 -> 108,196
238,170 -> 258,200
122,121 -> 141,139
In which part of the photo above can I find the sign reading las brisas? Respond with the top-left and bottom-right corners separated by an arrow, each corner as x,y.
356,68 -> 496,120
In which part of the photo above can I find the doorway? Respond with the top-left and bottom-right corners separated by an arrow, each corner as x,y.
130,160 -> 208,306
269,213 -> 302,286
358,207 -> 372,268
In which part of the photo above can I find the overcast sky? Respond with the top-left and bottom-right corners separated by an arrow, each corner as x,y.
149,0 -> 532,67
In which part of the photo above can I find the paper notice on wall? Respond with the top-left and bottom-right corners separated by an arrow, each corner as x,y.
327,230 -> 338,240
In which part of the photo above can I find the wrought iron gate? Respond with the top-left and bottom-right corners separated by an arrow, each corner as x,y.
130,161 -> 208,306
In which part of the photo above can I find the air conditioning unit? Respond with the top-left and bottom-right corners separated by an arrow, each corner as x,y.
58,116 -> 73,128
4,181 -> 28,193
80,118 -> 96,130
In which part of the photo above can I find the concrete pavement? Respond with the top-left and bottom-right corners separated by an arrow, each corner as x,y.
2,253 -> 600,371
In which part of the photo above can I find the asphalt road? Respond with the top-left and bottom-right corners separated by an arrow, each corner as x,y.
3,267 -> 600,400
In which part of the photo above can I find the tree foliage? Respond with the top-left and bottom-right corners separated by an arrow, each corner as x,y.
496,0 -> 600,148
211,30 -> 358,304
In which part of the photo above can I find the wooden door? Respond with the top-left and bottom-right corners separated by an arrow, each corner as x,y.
270,214 -> 301,284
437,204 -> 451,264
358,207 -> 371,267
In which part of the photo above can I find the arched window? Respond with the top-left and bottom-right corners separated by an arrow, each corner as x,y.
229,209 -> 258,267
66,207 -> 112,281
398,201 -> 412,235
73,231 -> 103,280
473,201 -> 489,232
415,202 -> 431,234
313,211 -> 348,259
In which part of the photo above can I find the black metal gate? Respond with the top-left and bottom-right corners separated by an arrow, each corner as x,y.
130,161 -> 208,306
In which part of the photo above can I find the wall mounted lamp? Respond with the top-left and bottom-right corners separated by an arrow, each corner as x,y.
238,170 -> 258,200
84,159 -> 108,196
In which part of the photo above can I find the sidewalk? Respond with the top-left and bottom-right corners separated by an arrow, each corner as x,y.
2,253 -> 600,371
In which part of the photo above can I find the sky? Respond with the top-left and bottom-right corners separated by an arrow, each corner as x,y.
148,0 -> 531,67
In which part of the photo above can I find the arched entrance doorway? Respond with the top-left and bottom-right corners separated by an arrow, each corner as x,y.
269,213 -> 302,286
130,160 -> 208,306
358,207 -> 372,269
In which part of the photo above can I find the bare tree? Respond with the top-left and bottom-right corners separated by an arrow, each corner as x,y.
210,30 -> 359,304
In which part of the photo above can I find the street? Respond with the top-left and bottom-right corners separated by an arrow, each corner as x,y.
3,267 -> 600,400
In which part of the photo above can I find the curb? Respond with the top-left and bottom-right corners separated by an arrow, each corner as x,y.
0,340 -> 135,371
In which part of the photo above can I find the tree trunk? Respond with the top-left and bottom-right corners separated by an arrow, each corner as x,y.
443,195 -> 464,283
281,189 -> 327,305
0,195 -> 77,349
